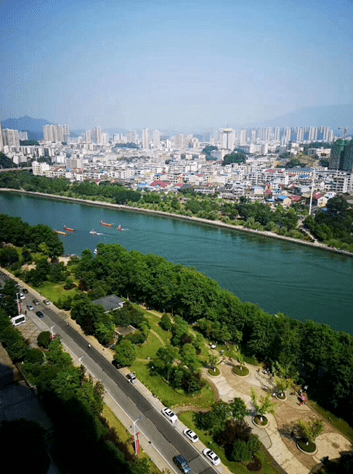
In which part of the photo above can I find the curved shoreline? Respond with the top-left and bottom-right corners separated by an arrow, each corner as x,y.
1,188 -> 353,258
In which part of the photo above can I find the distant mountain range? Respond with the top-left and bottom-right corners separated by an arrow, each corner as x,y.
1,104 -> 352,140
1,115 -> 51,140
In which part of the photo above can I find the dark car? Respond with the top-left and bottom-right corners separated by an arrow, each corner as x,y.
22,288 -> 28,294
173,455 -> 190,474
36,311 -> 44,318
126,373 -> 137,383
33,299 -> 40,305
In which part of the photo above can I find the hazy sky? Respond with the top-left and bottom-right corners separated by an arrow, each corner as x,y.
1,0 -> 352,131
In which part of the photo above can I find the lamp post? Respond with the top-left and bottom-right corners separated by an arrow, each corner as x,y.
132,416 -> 142,455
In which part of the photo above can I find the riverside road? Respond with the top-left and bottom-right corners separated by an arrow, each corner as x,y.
2,274 -> 215,474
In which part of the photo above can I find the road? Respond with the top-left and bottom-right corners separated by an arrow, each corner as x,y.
1,271 -> 217,474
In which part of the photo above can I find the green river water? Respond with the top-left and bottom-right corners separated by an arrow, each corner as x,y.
1,192 -> 352,334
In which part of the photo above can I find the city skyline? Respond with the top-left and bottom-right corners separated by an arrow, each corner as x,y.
1,0 -> 352,130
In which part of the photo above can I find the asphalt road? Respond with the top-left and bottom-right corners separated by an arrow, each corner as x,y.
1,273 -> 216,474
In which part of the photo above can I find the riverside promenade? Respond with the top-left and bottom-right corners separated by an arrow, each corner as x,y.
203,362 -> 352,474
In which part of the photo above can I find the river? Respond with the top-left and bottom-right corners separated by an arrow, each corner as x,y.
1,192 -> 352,334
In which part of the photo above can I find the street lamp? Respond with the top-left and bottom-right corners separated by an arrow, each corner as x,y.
132,416 -> 142,455
50,325 -> 56,335
78,355 -> 86,363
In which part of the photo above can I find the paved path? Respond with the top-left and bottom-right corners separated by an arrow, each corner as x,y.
204,363 -> 352,474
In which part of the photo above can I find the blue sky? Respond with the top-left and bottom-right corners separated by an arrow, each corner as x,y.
0,0 -> 352,131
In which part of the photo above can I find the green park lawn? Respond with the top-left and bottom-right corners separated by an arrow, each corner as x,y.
34,280 -> 78,305
178,411 -> 282,474
131,359 -> 215,409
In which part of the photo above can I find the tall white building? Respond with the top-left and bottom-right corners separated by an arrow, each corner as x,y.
296,127 -> 305,142
142,128 -> 150,149
2,128 -> 20,148
309,126 -> 319,142
63,124 -> 70,142
240,129 -> 247,146
220,129 -> 235,150
91,126 -> 102,144
85,130 -> 92,143
153,130 -> 161,148
43,124 -> 64,143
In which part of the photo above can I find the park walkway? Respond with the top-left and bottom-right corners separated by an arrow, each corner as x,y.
204,362 -> 352,474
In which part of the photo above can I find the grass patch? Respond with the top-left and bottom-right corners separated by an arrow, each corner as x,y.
297,439 -> 316,453
34,280 -> 78,305
232,365 -> 249,376
131,360 -> 215,409
102,405 -> 161,474
178,411 -> 282,474
135,331 -> 164,360
308,400 -> 353,442
207,367 -> 221,376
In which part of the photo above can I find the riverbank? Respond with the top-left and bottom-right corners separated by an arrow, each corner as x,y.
1,188 -> 353,258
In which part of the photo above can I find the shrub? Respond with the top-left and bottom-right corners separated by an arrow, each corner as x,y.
37,331 -> 51,349
24,348 -> 44,364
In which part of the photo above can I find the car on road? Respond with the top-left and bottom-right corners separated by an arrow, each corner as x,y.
43,299 -> 50,305
36,311 -> 44,318
22,288 -> 28,294
162,407 -> 178,423
18,293 -> 25,300
203,448 -> 221,466
26,304 -> 34,311
183,428 -> 199,443
126,373 -> 137,383
173,455 -> 190,474
33,299 -> 40,305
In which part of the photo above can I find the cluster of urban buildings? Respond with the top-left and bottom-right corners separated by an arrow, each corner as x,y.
1,121 -> 352,205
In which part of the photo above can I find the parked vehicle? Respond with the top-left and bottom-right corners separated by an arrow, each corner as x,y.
203,448 -> 221,466
183,428 -> 199,443
162,407 -> 178,423
36,311 -> 44,318
33,299 -> 39,305
11,315 -> 26,327
43,299 -> 50,305
126,373 -> 137,383
26,304 -> 34,311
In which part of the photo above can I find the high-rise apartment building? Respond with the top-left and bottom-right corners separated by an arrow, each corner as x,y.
329,139 -> 353,172
85,130 -> 91,143
142,128 -> 150,149
220,129 -> 235,150
91,126 -> 102,144
153,130 -> 161,148
43,124 -> 64,143
240,129 -> 247,146
296,127 -> 305,142
309,126 -> 319,142
2,128 -> 20,148
64,124 -> 70,142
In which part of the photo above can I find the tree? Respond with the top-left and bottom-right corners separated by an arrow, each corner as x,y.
114,339 -> 136,367
251,388 -> 277,423
231,439 -> 253,463
297,417 -> 324,444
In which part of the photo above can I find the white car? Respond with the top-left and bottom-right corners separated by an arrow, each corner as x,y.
162,407 -> 178,423
18,294 -> 25,300
183,428 -> 199,443
203,448 -> 221,466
